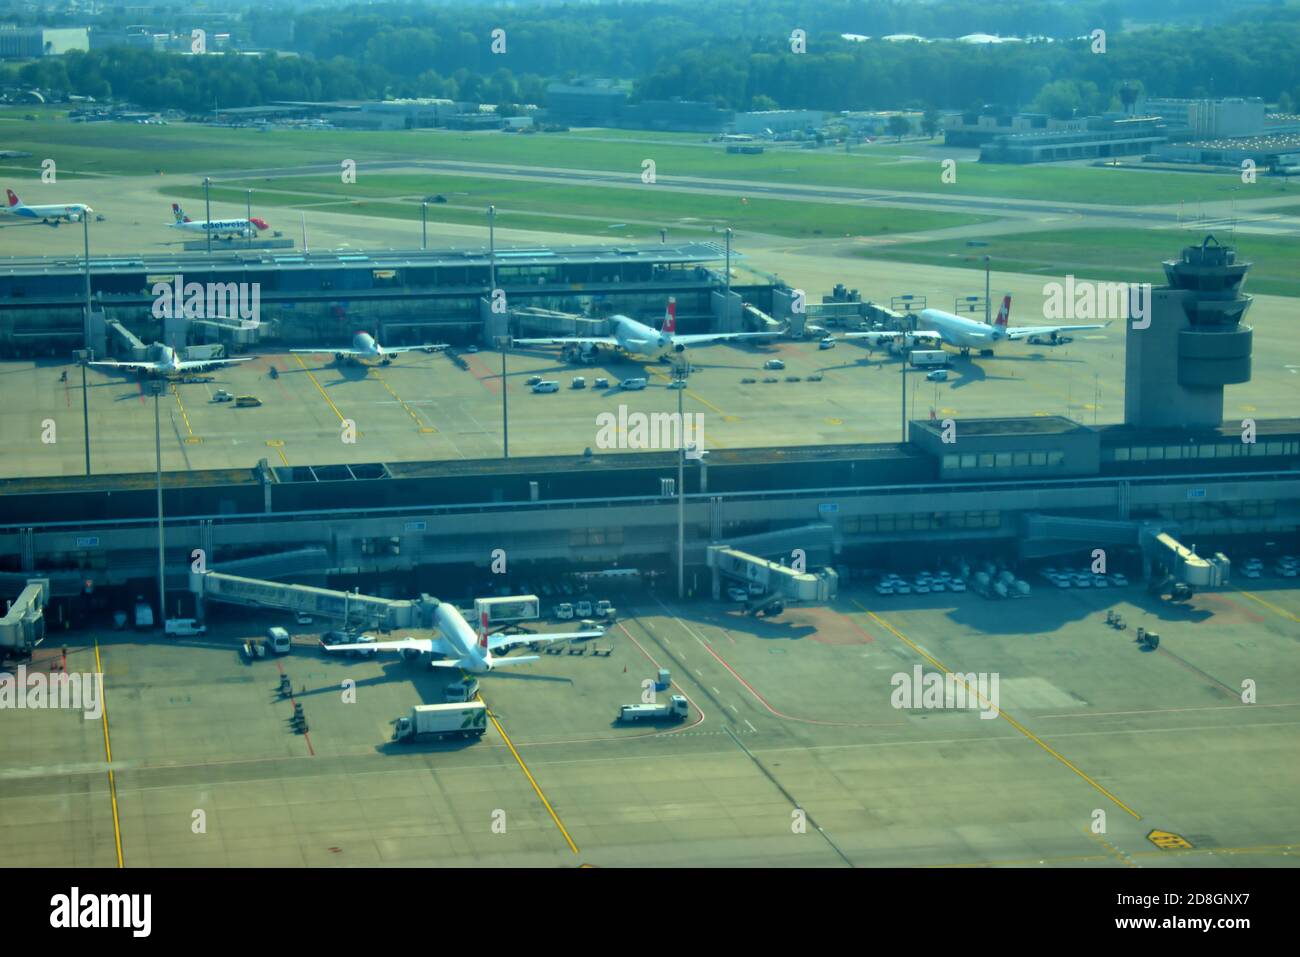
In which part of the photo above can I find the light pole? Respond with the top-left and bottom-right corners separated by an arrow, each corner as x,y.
76,349 -> 91,476
421,201 -> 428,250
81,213 -> 93,475
246,188 -> 252,250
498,336 -> 510,459
900,362 -> 911,442
724,227 -> 733,321
675,364 -> 687,599
150,379 -> 167,625
488,205 -> 496,291
983,255 -> 991,325
204,176 -> 212,255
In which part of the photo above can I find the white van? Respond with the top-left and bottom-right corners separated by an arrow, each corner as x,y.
165,618 -> 206,636
531,380 -> 559,393
619,377 -> 647,390
266,627 -> 291,655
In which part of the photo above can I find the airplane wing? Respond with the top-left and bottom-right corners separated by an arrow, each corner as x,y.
382,343 -> 451,354
323,636 -> 453,656
839,330 -> 942,345
512,336 -> 620,347
486,655 -> 540,667
290,347 -> 364,356
1003,322 -> 1110,341
189,316 -> 260,331
670,331 -> 782,346
488,628 -> 605,652
175,357 -> 254,371
88,360 -> 160,373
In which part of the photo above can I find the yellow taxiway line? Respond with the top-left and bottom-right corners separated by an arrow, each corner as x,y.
94,640 -> 124,868
481,695 -> 579,855
852,600 -> 1143,820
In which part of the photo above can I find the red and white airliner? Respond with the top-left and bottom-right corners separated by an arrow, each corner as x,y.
168,203 -> 269,240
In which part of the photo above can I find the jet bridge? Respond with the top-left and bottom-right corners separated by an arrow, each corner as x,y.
1141,529 -> 1230,590
189,568 -> 430,630
1,577 -> 48,660
106,319 -> 149,361
707,544 -> 838,614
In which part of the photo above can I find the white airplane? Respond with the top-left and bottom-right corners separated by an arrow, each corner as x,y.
88,342 -> 253,377
514,297 -> 781,360
324,603 -> 604,673
837,295 -> 1107,356
4,188 -> 92,225
291,331 -> 450,365
168,203 -> 269,239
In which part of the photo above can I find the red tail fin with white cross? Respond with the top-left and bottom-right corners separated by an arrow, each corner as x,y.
993,295 -> 1011,328
662,297 -> 677,334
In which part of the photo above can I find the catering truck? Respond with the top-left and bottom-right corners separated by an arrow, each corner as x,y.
395,702 -> 488,743
908,350 -> 949,368
617,695 -> 689,723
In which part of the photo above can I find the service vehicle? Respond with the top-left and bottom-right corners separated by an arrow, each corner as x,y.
164,618 -> 206,636
909,350 -> 949,368
395,702 -> 488,742
617,695 -> 689,723
531,380 -> 559,393
266,627 -> 291,655
234,395 -> 262,407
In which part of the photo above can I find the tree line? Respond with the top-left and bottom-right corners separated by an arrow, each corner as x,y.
5,0 -> 1298,118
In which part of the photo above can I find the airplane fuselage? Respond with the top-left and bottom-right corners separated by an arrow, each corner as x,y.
916,308 -> 1004,352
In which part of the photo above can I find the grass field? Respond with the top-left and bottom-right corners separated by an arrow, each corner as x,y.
865,228 -> 1300,298
169,172 -> 992,241
0,114 -> 1278,208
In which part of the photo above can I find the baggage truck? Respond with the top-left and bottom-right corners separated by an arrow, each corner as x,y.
908,350 -> 949,368
395,702 -> 488,743
617,695 -> 689,723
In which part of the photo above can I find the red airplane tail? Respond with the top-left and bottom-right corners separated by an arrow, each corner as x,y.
6,189 -> 20,208
478,610 -> 490,650
662,297 -> 677,334
993,295 -> 1012,328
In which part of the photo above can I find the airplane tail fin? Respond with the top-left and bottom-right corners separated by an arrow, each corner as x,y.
6,189 -> 20,208
171,203 -> 190,223
994,295 -> 1011,328
478,610 -> 490,650
662,296 -> 677,334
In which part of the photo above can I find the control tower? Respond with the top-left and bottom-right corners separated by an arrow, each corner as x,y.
1124,235 -> 1253,429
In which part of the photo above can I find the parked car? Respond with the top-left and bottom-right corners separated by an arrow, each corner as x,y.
926,369 -> 949,382
764,359 -> 786,370
949,579 -> 967,593
818,337 -> 836,350
212,389 -> 234,402
875,581 -> 895,596
531,380 -> 559,393
726,586 -> 748,602
1108,573 -> 1129,587
526,375 -> 543,386
296,613 -> 313,625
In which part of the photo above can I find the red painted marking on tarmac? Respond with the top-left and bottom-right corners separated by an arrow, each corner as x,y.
465,353 -> 502,396
1195,592 -> 1267,623
614,622 -> 706,735
652,599 -> 896,729
276,660 -> 315,756
265,358 -> 293,401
